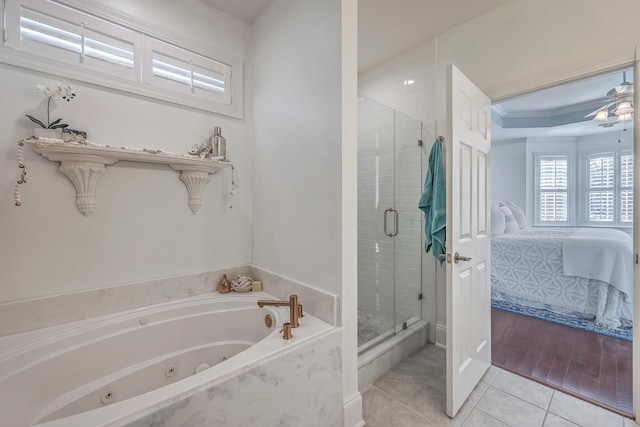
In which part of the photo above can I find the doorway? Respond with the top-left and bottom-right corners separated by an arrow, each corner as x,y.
489,67 -> 635,416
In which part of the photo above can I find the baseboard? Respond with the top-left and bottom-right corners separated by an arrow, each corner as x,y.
344,392 -> 364,427
435,323 -> 447,347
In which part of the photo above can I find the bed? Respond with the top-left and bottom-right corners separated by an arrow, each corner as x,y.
491,227 -> 633,329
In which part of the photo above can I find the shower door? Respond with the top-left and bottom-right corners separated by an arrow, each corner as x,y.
357,96 -> 423,352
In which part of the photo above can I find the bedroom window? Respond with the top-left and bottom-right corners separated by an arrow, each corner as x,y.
585,151 -> 633,226
0,0 -> 242,117
535,154 -> 570,225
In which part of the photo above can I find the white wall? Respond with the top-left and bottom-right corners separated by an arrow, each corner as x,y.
250,1 -> 358,421
437,0 -> 640,103
359,38 -> 437,131
491,139 -> 527,211
0,2 -> 252,303
250,0 -> 343,296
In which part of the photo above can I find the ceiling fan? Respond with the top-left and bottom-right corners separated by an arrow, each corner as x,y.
584,71 -> 634,126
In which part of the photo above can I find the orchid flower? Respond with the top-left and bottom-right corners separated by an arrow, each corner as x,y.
26,81 -> 76,129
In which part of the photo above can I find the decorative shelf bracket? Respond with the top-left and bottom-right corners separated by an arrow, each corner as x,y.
58,158 -> 117,216
169,165 -> 211,214
25,140 -> 230,216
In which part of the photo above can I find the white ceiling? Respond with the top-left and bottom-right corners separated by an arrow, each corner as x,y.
202,0 -> 510,71
200,0 -> 272,24
357,0 -> 509,72
493,68 -> 634,143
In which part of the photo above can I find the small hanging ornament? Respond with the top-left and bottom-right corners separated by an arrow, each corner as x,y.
14,141 -> 27,207
227,164 -> 237,209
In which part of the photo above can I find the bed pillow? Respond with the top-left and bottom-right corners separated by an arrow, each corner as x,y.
497,206 -> 519,233
491,205 -> 505,236
504,201 -> 526,229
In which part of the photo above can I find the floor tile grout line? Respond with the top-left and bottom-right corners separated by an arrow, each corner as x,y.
363,384 -> 407,427
497,357 -> 632,418
397,402 -> 433,425
486,382 -> 554,412
369,383 -> 408,409
457,382 -> 492,426
474,407 -> 510,427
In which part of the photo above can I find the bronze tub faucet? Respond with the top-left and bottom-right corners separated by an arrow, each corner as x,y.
257,295 -> 302,329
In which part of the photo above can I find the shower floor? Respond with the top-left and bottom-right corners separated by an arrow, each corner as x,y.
358,309 -> 393,347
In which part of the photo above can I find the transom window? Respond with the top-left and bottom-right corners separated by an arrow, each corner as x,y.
1,0 -> 242,117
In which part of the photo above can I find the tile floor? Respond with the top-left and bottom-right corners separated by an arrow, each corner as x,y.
361,344 -> 639,427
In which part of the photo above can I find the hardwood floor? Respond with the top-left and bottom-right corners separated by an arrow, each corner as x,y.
491,308 -> 633,417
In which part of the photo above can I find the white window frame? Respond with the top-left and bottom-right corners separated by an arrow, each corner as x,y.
582,149 -> 633,228
534,152 -> 573,226
0,0 -> 243,118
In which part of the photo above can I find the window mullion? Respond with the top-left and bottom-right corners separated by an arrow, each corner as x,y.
132,31 -> 143,82
4,0 -> 19,48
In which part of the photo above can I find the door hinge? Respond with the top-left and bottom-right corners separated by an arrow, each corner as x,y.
3,29 -> 7,45
418,293 -> 423,300
402,321 -> 408,330
418,139 -> 423,146
635,253 -> 638,265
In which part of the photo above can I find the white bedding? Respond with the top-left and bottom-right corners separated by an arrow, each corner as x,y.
562,227 -> 633,298
491,227 -> 633,328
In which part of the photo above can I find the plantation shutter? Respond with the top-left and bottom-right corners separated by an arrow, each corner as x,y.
7,0 -> 137,80
587,153 -> 615,222
620,153 -> 633,223
146,38 -> 231,105
537,156 -> 568,223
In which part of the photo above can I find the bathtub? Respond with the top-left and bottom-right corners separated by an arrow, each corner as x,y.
0,292 -> 334,426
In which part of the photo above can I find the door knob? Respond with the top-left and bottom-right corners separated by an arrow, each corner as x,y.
454,252 -> 471,263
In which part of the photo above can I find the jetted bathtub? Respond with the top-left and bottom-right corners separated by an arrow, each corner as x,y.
0,292 -> 331,426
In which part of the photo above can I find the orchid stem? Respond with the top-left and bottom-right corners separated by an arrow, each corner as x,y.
47,96 -> 51,128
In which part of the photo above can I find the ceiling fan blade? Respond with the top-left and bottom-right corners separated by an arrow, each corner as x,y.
584,103 -> 612,118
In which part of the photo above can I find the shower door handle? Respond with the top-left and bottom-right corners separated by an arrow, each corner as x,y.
384,208 -> 399,237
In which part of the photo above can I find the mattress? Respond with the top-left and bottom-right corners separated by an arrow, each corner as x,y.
491,227 -> 633,328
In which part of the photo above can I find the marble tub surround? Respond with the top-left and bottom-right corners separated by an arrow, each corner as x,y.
31,325 -> 344,426
0,264 -> 338,337
0,265 -> 251,336
249,265 -> 339,325
123,329 -> 344,427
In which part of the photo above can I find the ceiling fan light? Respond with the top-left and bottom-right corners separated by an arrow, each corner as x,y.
615,101 -> 633,116
593,110 -> 609,122
618,113 -> 633,122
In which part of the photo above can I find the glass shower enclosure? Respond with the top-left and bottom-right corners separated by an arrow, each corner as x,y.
357,96 -> 423,353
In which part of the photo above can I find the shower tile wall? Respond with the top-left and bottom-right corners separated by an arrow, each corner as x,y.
358,97 -> 423,346
393,113 -> 423,327
358,98 -> 395,339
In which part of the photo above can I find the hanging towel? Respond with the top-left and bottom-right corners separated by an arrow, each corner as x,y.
418,139 -> 446,264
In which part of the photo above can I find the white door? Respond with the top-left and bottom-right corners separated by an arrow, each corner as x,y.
445,64 -> 492,417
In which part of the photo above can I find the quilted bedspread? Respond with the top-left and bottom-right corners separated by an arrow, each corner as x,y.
491,227 -> 633,328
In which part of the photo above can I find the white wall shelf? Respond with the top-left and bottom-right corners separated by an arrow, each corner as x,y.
24,139 -> 230,216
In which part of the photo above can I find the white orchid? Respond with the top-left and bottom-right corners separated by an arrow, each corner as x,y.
27,81 -> 76,129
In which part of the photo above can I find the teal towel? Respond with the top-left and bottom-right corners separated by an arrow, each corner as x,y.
418,140 -> 446,264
